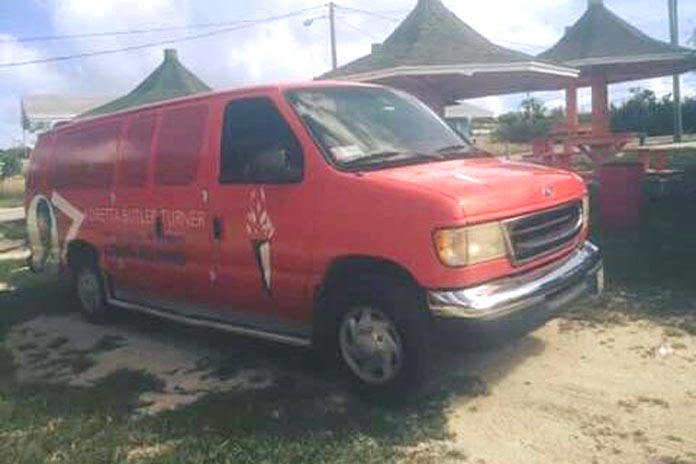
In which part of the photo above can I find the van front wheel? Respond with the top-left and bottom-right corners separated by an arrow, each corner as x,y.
329,275 -> 431,391
339,305 -> 405,385
75,261 -> 109,322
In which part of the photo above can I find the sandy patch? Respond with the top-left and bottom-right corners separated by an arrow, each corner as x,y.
5,314 -> 274,414
125,441 -> 177,462
444,319 -> 696,464
0,247 -> 29,262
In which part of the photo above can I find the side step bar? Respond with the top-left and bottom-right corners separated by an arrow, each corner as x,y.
106,297 -> 312,347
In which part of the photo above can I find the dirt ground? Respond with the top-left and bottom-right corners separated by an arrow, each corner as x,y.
4,293 -> 695,464
441,318 -> 695,464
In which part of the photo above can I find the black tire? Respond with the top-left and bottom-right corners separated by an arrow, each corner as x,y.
321,273 -> 431,393
73,257 -> 110,322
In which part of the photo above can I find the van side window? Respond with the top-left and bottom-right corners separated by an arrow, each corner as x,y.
80,122 -> 119,188
119,114 -> 155,187
154,105 -> 208,186
50,131 -> 80,188
220,97 -> 303,184
50,122 -> 119,189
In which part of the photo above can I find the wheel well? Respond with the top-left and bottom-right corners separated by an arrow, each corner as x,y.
314,256 -> 420,316
66,240 -> 99,272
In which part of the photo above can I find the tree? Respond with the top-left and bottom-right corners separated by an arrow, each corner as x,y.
494,97 -> 557,143
0,150 -> 23,195
610,87 -> 696,136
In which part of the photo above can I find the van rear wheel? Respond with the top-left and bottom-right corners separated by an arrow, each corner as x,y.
74,260 -> 109,322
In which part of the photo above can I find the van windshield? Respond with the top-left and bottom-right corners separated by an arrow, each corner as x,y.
286,86 -> 476,170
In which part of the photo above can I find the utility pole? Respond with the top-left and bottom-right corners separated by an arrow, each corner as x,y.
329,2 -> 338,70
669,0 -> 683,143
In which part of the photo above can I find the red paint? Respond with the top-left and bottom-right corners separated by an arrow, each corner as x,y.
26,81 -> 589,326
598,163 -> 644,230
591,74 -> 610,135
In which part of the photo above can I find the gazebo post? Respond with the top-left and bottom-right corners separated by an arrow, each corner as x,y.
591,73 -> 610,135
565,84 -> 579,129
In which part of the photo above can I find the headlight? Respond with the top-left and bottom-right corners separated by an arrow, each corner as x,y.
434,222 -> 507,267
582,196 -> 590,227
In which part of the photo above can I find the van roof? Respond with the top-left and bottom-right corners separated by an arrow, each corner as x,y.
53,80 -> 381,131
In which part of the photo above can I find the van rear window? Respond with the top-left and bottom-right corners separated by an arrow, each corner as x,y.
119,114 -> 155,187
50,122 -> 119,189
154,105 -> 208,186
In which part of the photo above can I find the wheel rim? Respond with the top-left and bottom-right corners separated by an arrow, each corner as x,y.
339,306 -> 403,385
77,269 -> 101,314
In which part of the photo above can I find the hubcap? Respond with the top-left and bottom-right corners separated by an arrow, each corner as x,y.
77,269 -> 101,314
339,306 -> 403,385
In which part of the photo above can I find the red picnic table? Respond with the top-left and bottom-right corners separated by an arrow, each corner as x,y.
527,124 -> 635,174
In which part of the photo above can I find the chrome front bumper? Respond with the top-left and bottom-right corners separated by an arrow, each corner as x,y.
428,242 -> 603,321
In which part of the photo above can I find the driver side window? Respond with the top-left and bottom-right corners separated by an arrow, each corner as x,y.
220,97 -> 303,184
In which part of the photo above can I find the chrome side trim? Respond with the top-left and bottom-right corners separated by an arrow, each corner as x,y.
428,242 -> 602,320
106,296 -> 312,347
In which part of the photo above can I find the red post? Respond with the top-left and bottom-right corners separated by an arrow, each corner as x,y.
565,85 -> 579,129
598,162 -> 644,230
653,150 -> 668,172
591,73 -> 610,134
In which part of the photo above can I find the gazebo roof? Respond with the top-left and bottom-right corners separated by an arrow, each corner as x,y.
539,0 -> 696,84
320,0 -> 577,101
83,48 -> 210,117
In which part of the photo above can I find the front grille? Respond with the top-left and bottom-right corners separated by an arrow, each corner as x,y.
505,202 -> 582,264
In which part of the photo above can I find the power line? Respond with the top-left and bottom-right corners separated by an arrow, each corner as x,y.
0,7 -> 323,68
335,15 -> 382,41
1,5 -> 325,44
333,4 -> 546,51
333,5 -> 401,22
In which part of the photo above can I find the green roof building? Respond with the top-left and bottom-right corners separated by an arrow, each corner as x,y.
539,0 -> 696,135
321,0 -> 578,113
82,48 -> 211,117
540,0 -> 695,85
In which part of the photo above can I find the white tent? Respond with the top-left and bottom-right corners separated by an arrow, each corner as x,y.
21,95 -> 113,133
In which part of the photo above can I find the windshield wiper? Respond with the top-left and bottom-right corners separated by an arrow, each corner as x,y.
342,150 -> 441,169
436,144 -> 473,155
437,143 -> 493,159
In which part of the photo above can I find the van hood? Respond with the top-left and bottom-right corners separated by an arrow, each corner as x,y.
366,158 -> 586,222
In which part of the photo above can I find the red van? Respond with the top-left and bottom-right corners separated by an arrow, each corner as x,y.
26,81 -> 603,388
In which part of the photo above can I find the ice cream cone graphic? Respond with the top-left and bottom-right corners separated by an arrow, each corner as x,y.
253,240 -> 272,294
246,188 -> 275,296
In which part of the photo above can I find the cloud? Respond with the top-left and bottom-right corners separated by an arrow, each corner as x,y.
0,34 -> 69,93
1,0 -> 694,147
0,34 -> 72,146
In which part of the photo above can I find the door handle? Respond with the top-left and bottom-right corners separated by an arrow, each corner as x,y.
212,216 -> 223,241
154,216 -> 164,239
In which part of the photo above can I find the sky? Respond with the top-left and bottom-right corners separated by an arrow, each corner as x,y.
0,0 -> 695,148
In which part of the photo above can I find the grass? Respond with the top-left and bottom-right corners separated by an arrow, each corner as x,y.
589,148 -> 696,290
565,148 -> 696,333
0,195 -> 23,209
0,176 -> 25,205
0,220 -> 26,243
0,259 -> 487,463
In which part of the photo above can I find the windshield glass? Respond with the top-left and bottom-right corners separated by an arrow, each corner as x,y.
286,86 -> 473,169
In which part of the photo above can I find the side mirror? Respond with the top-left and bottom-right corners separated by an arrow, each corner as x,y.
246,147 -> 301,183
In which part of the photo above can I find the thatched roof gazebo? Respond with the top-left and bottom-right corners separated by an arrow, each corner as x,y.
321,0 -> 578,113
83,49 -> 210,117
539,0 -> 696,135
